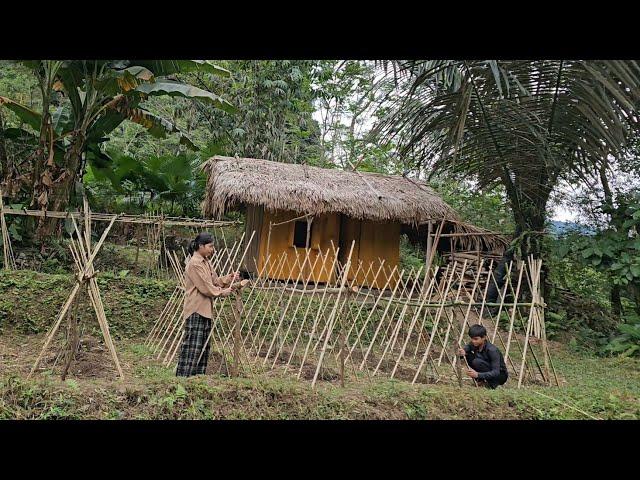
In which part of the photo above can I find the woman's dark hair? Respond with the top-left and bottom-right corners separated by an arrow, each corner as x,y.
188,232 -> 214,256
468,324 -> 487,338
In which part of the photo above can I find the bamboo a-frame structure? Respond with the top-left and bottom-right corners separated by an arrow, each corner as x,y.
0,191 -> 241,378
29,197 -> 124,379
146,234 -> 556,389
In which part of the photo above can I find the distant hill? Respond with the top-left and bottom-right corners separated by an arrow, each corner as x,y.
548,220 -> 594,236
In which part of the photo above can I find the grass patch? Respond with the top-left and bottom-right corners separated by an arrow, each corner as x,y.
1,268 -> 638,419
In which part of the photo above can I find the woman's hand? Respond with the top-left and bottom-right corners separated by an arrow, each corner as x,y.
231,271 -> 242,282
220,287 -> 233,297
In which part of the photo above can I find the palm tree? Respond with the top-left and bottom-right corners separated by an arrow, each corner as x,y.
0,60 -> 233,239
374,60 -> 640,257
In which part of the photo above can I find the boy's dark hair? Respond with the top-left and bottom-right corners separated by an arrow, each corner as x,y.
468,324 -> 487,338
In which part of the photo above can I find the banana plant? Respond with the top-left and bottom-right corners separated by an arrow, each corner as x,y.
0,60 -> 234,240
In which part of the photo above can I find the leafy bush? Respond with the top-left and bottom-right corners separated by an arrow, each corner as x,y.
399,234 -> 426,277
602,313 -> 640,357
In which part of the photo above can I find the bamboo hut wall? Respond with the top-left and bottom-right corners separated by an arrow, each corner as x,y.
340,216 -> 400,289
243,204 -> 264,274
257,209 -> 339,284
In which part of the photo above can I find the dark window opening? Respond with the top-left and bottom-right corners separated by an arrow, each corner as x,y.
293,220 -> 312,248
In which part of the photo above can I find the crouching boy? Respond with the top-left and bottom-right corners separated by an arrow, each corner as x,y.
458,324 -> 508,389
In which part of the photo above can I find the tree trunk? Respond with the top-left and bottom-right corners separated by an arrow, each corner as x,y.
611,283 -> 623,319
33,133 -> 85,241
502,170 -> 551,300
598,159 -> 624,321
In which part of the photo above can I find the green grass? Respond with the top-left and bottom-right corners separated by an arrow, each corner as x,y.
0,340 -> 637,419
0,269 -> 174,337
0,268 -> 638,419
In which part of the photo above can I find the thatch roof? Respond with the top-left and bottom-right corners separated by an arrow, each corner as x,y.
201,156 -> 460,226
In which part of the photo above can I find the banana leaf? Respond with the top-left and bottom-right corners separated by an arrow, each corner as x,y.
0,96 -> 41,130
135,80 -> 235,114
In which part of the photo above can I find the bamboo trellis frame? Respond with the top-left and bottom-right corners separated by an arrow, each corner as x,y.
0,205 -> 239,275
0,207 -> 240,228
15,199 -> 240,380
147,235 -> 555,389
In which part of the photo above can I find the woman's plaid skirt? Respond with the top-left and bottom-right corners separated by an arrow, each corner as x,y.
176,312 -> 212,377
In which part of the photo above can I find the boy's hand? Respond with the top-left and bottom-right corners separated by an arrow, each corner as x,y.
466,369 -> 479,379
458,347 -> 466,357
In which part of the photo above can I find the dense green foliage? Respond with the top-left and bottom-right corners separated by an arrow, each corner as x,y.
2,59 -> 640,362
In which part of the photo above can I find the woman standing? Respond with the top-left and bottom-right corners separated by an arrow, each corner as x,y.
176,232 -> 240,377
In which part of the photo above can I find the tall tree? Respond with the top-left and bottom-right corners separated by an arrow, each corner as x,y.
192,60 -> 322,164
374,60 -> 640,257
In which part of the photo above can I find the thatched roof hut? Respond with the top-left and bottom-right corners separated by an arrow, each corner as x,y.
202,156 -> 459,226
201,156 -> 509,287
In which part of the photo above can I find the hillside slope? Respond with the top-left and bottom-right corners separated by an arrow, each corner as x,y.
0,270 -> 638,420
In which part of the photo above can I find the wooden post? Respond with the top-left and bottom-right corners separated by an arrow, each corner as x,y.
311,241 -> 354,388
60,295 -> 80,381
0,188 -> 15,270
540,294 -> 551,385
231,291 -> 243,378
306,216 -> 313,249
265,221 -> 273,266
338,285 -> 352,388
425,220 -> 433,286
134,224 -> 140,267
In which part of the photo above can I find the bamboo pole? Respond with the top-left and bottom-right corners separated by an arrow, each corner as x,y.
391,265 -> 441,378
0,189 -> 15,270
311,240 -> 355,388
263,249 -> 309,364
271,250 -> 324,369
413,263 -> 451,358
29,214 -> 118,378
243,253 -> 290,350
1,207 -> 239,228
476,259 -> 495,325
504,261 -> 525,363
517,258 -> 542,387
252,255 -> 299,361
72,215 -> 124,379
359,267 -> 406,370
314,261 -> 367,352
412,262 -> 458,384
231,292 -> 242,377
374,270 -> 413,353
345,265 -> 399,364
453,258 -> 486,368
373,266 -> 424,376
490,261 -> 513,343
437,260 -> 468,366
288,249 -> 341,374
344,261 -> 386,342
